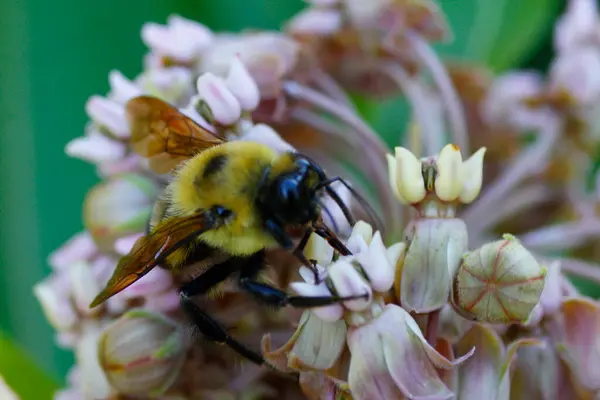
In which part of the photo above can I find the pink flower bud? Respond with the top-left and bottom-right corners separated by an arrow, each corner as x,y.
98,310 -> 189,396
196,73 -> 241,125
65,131 -> 126,164
85,96 -> 129,138
108,70 -> 142,104
141,15 -> 213,62
287,8 -> 342,36
549,47 -> 600,109
48,231 -> 97,270
554,0 -> 600,53
225,58 -> 260,111
482,72 -> 547,130
83,174 -> 158,253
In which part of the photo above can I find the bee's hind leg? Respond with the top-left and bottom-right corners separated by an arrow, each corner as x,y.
239,251 -> 368,309
179,259 -> 265,366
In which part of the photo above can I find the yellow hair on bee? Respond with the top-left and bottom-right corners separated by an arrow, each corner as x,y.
167,141 -> 283,256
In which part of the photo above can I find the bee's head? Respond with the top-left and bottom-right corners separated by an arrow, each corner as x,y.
258,154 -> 326,226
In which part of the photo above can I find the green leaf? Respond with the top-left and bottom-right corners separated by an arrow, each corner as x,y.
435,0 -> 561,71
484,0 -> 561,71
0,331 -> 60,400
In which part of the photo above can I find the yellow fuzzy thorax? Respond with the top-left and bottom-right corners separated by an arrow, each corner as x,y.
166,141 -> 291,256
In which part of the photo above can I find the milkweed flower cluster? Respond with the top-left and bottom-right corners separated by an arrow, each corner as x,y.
33,0 -> 600,399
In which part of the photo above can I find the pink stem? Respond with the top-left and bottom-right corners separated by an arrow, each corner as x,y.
462,116 -> 562,227
406,31 -> 469,153
382,63 -> 445,156
558,258 -> 600,286
521,219 -> 600,252
284,81 -> 404,240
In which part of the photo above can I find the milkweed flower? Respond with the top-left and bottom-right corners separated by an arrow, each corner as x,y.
32,1 -> 600,399
265,222 -> 474,400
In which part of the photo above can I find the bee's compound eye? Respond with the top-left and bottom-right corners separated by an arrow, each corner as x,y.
212,206 -> 233,219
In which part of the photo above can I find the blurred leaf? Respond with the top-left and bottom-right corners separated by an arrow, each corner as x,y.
0,331 -> 59,400
436,0 -> 560,71
484,0 -> 561,71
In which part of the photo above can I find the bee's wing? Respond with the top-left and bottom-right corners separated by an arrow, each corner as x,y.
89,210 -> 219,308
126,96 -> 226,174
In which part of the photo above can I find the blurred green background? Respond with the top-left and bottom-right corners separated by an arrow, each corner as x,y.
0,0 -> 575,397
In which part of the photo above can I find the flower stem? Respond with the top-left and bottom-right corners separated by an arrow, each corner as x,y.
461,116 -> 561,227
558,258 -> 600,286
284,81 -> 404,239
466,184 -> 556,236
382,63 -> 445,156
311,70 -> 357,111
521,219 -> 600,252
406,31 -> 469,153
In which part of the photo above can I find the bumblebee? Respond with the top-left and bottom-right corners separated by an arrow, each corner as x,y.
89,96 -> 374,366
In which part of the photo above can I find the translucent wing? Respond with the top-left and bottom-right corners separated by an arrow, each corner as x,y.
89,211 -> 218,308
126,96 -> 226,174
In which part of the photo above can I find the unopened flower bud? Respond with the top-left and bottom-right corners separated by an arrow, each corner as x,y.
554,0 -> 600,52
386,147 -> 426,204
68,261 -> 101,315
108,70 -> 142,105
482,72 -> 546,130
98,310 -> 189,396
396,218 -> 468,313
33,278 -> 78,331
77,325 -> 113,399
237,123 -> 294,153
66,131 -> 126,164
549,47 -> 600,109
139,67 -> 193,105
452,234 -> 546,323
85,96 -> 129,139
83,174 -> 158,253
141,15 -> 213,63
287,8 -> 342,36
196,73 -> 241,125
225,58 -> 260,111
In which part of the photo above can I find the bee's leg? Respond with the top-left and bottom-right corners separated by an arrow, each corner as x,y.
291,227 -> 322,281
179,259 -> 265,366
239,252 -> 368,308
312,223 -> 352,256
265,219 -> 320,281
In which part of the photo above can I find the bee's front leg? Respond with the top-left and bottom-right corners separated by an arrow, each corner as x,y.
264,219 -> 321,282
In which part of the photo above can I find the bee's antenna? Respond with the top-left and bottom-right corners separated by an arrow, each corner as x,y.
317,177 -> 384,234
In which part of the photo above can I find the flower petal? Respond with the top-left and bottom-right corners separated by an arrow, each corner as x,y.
557,298 -> 600,391
454,324 -> 503,400
85,96 -> 129,138
358,232 -> 396,292
394,147 -> 426,204
196,73 -> 241,125
329,259 -> 372,311
290,311 -> 347,370
347,318 -> 408,400
290,282 -> 344,321
225,57 -> 260,111
459,147 -> 486,204
435,144 -> 463,202
400,218 -> 468,313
